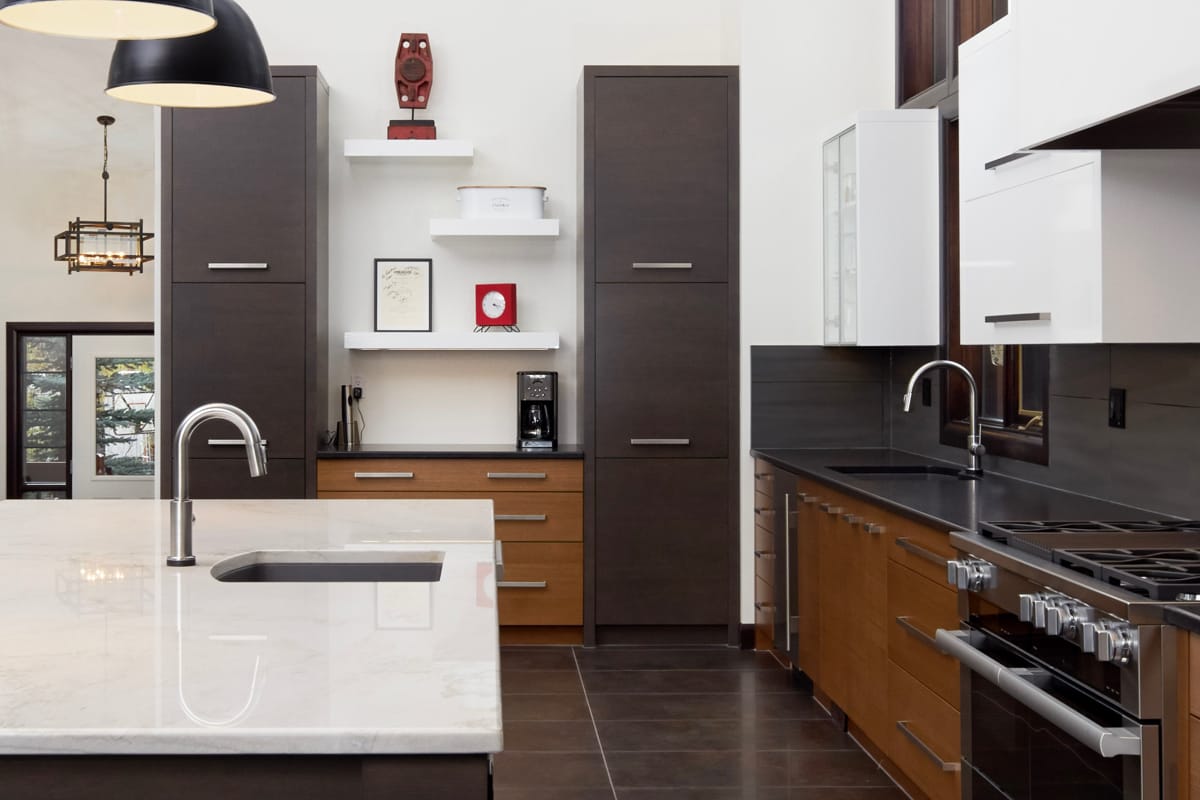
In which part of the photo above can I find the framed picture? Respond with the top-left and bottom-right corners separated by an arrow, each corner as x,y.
374,258 -> 432,332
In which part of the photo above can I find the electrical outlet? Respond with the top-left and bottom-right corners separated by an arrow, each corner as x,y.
352,386 -> 363,400
1108,387 -> 1126,429
352,375 -> 363,390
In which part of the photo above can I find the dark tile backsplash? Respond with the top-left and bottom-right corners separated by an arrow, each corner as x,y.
751,343 -> 1200,518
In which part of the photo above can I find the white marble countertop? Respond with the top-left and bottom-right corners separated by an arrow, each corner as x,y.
0,499 -> 502,756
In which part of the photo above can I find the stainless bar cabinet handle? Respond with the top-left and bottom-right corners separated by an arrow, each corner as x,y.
497,581 -> 548,589
754,601 -> 775,612
864,523 -> 887,535
629,438 -> 691,446
896,616 -> 941,651
754,549 -> 775,559
353,471 -> 414,479
784,492 -> 792,653
985,312 -> 1052,323
895,537 -> 946,566
631,262 -> 693,270
495,514 -> 547,522
486,472 -> 547,480
207,262 -> 269,270
208,438 -> 268,447
983,151 -> 1034,170
801,494 -> 820,505
819,503 -> 844,515
754,472 -> 773,480
494,540 -> 504,582
841,513 -> 863,525
934,629 -> 1142,758
896,721 -> 960,772
754,508 -> 775,517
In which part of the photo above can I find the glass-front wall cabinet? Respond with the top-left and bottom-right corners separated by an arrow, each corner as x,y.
823,125 -> 858,345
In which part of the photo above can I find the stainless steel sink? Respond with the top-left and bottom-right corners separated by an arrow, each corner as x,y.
829,465 -> 979,480
212,550 -> 444,582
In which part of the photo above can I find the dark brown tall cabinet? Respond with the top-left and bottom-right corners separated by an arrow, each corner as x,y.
161,67 -> 328,499
580,66 -> 739,645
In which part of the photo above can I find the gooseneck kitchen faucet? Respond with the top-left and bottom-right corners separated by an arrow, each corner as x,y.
902,359 -> 985,476
169,403 -> 268,566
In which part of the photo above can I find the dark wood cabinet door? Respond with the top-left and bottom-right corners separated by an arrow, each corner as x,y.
595,283 -> 729,458
595,458 -> 729,625
186,458 -> 306,499
169,76 -> 307,283
593,76 -> 730,283
170,284 -> 306,461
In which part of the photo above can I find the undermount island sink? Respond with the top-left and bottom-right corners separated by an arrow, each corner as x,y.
212,550 -> 445,583
830,465 -> 980,481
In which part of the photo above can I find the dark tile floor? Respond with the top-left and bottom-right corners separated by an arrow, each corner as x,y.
495,646 -> 907,800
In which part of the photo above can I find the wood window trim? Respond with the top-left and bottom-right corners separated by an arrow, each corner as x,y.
5,322 -> 154,499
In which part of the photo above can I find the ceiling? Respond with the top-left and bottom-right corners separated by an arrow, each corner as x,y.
0,25 -> 154,172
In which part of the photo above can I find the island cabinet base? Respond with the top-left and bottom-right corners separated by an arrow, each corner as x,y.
0,754 -> 491,800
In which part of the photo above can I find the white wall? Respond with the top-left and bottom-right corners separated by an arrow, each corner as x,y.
738,1 -> 896,619
0,29 -> 156,496
238,0 -> 735,445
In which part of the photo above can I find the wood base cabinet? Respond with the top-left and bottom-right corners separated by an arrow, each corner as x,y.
318,457 -> 583,643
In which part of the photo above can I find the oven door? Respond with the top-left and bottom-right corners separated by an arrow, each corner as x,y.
936,627 -> 1159,800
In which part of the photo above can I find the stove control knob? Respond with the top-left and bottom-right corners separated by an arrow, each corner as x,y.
1054,601 -> 1092,640
1032,598 -> 1050,629
1081,621 -> 1100,653
1018,593 -> 1040,623
1094,623 -> 1138,666
947,560 -> 967,589
1044,603 -> 1065,636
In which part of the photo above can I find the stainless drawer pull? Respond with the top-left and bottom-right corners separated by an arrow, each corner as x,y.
864,523 -> 887,535
801,495 -> 820,505
632,262 -> 693,270
896,537 -> 947,566
208,438 -> 268,447
754,508 -> 775,517
983,151 -> 1034,171
207,262 -> 269,270
754,472 -> 773,480
819,503 -> 844,515
486,472 -> 547,480
754,601 -> 775,612
629,438 -> 691,446
494,540 -> 504,582
935,629 -> 1142,758
896,616 -> 941,651
497,580 -> 548,589
841,513 -> 863,525
753,550 -> 775,559
896,721 -> 960,772
495,514 -> 548,522
353,472 -> 414,479
985,312 -> 1051,323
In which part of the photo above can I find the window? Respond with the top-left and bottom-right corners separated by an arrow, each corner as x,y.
17,335 -> 69,498
94,357 -> 155,476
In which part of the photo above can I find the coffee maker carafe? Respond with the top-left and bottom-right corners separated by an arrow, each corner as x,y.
517,371 -> 557,449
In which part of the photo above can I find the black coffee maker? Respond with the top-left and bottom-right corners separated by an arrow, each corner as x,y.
517,371 -> 557,449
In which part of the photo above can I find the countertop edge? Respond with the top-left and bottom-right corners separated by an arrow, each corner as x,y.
1163,605 -> 1200,635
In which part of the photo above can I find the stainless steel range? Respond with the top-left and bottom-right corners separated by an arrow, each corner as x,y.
941,519 -> 1200,800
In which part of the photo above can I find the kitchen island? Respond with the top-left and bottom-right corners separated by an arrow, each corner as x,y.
0,499 -> 501,800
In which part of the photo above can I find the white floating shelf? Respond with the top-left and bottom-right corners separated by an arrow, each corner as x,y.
344,139 -> 474,159
429,218 -> 560,238
344,331 -> 560,351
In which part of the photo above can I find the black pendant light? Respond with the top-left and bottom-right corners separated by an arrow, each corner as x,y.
0,0 -> 214,40
106,0 -> 274,108
54,116 -> 154,275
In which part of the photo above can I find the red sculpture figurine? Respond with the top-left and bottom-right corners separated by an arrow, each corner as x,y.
389,32 -> 436,140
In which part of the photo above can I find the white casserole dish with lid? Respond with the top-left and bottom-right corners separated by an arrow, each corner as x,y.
457,185 -> 547,219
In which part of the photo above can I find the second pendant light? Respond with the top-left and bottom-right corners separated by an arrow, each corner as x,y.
107,0 -> 274,108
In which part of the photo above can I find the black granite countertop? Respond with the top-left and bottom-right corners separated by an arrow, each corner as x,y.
751,448 -> 1166,535
1162,606 -> 1200,634
319,444 -> 584,459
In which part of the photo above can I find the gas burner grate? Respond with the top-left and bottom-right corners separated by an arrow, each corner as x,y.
981,519 -> 1200,541
1055,547 -> 1200,600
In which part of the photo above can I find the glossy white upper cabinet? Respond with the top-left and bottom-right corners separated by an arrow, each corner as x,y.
960,22 -> 1200,344
822,110 -> 940,347
1013,0 -> 1200,149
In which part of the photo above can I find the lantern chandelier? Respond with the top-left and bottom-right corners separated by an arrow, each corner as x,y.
54,115 -> 154,275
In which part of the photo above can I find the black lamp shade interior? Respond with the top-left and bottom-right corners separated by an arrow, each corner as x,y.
107,0 -> 274,107
0,0 -> 215,40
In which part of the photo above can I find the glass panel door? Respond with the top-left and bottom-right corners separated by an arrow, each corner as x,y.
70,335 -> 156,499
822,136 -> 842,345
838,127 -> 859,345
18,335 -> 69,499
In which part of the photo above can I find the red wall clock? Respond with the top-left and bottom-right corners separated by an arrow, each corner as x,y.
475,283 -> 517,328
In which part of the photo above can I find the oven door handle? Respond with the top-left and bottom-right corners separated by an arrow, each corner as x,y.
934,629 -> 1142,758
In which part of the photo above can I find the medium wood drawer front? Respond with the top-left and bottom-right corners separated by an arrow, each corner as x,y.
888,560 -> 960,710
755,547 -> 776,587
318,459 -> 582,493
888,515 -> 956,589
755,574 -> 775,619
753,462 -> 775,497
754,526 -> 774,559
497,541 -> 582,626
1191,634 -> 1200,718
889,660 -> 961,800
316,490 -> 582,542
